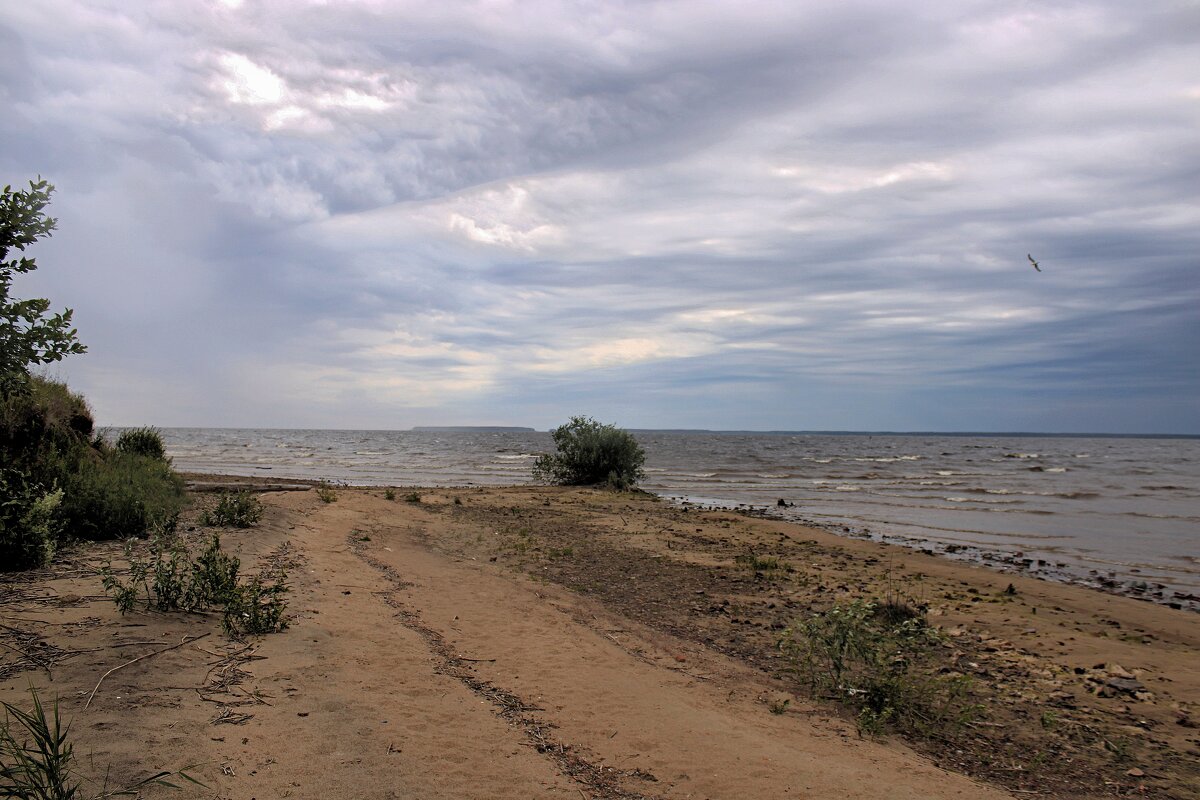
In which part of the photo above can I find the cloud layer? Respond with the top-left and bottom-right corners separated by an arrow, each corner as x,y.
3,0 -> 1198,432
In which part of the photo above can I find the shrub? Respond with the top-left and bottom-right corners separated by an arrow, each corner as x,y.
0,470 -> 62,570
223,575 -> 289,636
0,378 -> 93,570
58,451 -> 185,541
315,482 -> 338,503
532,416 -> 645,490
779,599 -> 976,736
115,426 -> 167,461
201,491 -> 264,528
102,533 -> 287,638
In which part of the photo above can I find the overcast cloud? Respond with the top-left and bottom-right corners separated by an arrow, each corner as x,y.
2,0 -> 1197,432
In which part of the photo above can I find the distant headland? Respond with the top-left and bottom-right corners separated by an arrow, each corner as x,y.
410,426 -> 537,433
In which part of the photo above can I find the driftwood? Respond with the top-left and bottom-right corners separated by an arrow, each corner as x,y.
84,633 -> 211,709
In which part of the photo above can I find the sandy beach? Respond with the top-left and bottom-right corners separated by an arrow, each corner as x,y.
2,482 -> 1197,799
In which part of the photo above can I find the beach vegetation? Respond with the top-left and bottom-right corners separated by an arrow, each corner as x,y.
0,183 -> 187,571
532,416 -> 645,490
404,491 -> 421,503
201,491 -> 264,528
102,532 -> 288,638
58,451 -> 184,542
1,378 -> 185,570
383,488 -> 396,501
779,598 -> 978,736
114,426 -> 167,461
315,482 -> 338,503
735,551 -> 793,577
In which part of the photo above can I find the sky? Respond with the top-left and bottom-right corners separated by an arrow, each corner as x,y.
2,1 -> 1198,433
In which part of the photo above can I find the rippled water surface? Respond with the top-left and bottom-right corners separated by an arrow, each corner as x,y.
162,428 -> 1200,607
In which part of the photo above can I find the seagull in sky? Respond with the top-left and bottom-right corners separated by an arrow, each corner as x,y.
1028,254 -> 1042,272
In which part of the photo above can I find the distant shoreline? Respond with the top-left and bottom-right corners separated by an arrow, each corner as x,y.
122,425 -> 1200,439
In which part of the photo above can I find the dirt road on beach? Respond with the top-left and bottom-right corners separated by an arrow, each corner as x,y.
3,485 -> 1198,798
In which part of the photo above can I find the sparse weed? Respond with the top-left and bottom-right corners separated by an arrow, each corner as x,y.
0,687 -> 201,798
101,533 -> 285,639
383,488 -> 396,501
404,492 -> 421,503
315,483 -> 338,503
735,551 -> 793,576
201,491 -> 264,528
222,575 -> 289,637
779,598 -> 977,737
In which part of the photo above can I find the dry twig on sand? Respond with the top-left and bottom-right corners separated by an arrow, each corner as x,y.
84,633 -> 211,709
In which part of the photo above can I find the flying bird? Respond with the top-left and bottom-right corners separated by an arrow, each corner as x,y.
1028,254 -> 1042,272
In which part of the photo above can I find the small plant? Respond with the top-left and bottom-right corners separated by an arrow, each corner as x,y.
201,491 -> 264,528
403,492 -> 421,503
0,686 -> 74,798
532,416 -> 645,490
189,534 -> 240,607
383,488 -> 396,501
768,698 -> 791,715
222,575 -> 289,637
735,551 -> 793,576
100,541 -> 148,614
114,427 -> 167,461
453,496 -> 462,506
315,482 -> 338,503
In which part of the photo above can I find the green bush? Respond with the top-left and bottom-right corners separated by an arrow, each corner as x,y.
532,416 -> 646,490
102,533 -> 287,638
58,451 -> 184,542
115,426 -> 167,461
0,378 -> 94,570
778,599 -> 976,736
223,575 -> 289,636
1,179 -> 87,397
201,491 -> 264,528
0,470 -> 62,571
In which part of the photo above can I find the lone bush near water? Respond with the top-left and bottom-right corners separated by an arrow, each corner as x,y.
532,416 -> 646,490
